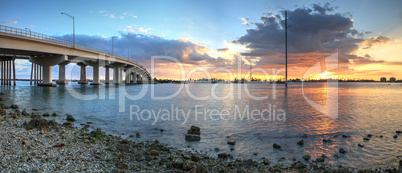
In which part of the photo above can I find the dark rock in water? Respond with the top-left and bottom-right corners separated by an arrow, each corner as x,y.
52,112 -> 57,117
379,135 -> 384,138
188,129 -> 201,135
363,137 -> 370,141
303,154 -> 311,161
214,148 -> 220,152
301,134 -> 308,138
185,134 -> 200,141
334,154 -> 340,158
253,152 -> 258,155
358,143 -> 364,147
297,140 -> 304,146
218,153 -> 233,159
10,104 -> 18,109
263,158 -> 270,165
314,156 -> 325,162
227,140 -> 236,145
66,115 -> 75,122
323,139 -> 332,142
42,113 -> 50,117
242,159 -> 253,169
394,135 -> 398,139
172,158 -> 183,168
339,148 -> 347,154
195,165 -> 206,173
160,129 -> 164,132
136,132 -> 140,138
273,143 -> 281,149
396,131 -> 402,134
292,161 -> 306,169
342,135 -> 350,138
32,108 -> 38,111
190,125 -> 200,132
367,134 -> 373,138
230,148 -> 235,151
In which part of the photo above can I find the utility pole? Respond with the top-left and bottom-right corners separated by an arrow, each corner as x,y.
285,11 -> 289,88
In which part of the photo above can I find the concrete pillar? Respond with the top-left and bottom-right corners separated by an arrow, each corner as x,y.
125,69 -> 130,83
56,61 -> 69,84
119,68 -> 123,84
91,65 -> 101,85
132,71 -> 137,84
29,55 -> 68,87
113,67 -> 120,84
105,67 -> 110,84
78,63 -> 88,84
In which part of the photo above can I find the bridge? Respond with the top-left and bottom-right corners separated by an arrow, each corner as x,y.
0,25 -> 152,86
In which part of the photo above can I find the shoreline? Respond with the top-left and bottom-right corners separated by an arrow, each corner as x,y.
0,96 -> 401,172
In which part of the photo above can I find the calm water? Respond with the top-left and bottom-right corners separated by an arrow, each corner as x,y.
2,81 -> 402,169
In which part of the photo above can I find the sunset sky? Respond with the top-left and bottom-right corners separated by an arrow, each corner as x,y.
1,0 -> 401,81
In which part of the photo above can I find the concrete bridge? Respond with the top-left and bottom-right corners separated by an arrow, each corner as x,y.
0,25 -> 152,86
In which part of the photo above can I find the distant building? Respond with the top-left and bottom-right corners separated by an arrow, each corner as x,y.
390,77 -> 396,82
380,77 -> 386,82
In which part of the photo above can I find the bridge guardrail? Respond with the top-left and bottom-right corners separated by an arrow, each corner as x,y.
0,25 -> 151,78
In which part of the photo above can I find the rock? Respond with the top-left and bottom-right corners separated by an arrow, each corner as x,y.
303,154 -> 311,161
183,161 -> 194,171
253,152 -> 258,155
297,140 -> 304,146
172,158 -> 183,168
188,129 -> 201,135
12,112 -> 17,119
52,112 -> 57,117
22,109 -> 29,116
42,113 -> 50,117
292,161 -> 306,169
151,149 -> 159,156
263,158 -> 270,165
195,165 -> 206,173
66,115 -> 75,122
380,135 -> 384,138
237,168 -> 248,173
136,132 -> 141,138
358,143 -> 364,147
394,135 -> 398,139
273,143 -> 281,149
191,154 -> 200,162
363,137 -> 370,141
62,122 -> 72,128
120,139 -> 129,144
185,134 -> 200,141
10,104 -> 18,109
84,139 -> 90,143
314,156 -> 325,162
242,159 -> 253,169
218,153 -> 233,159
339,148 -> 347,154
190,125 -> 200,132
116,162 -> 128,169
342,135 -> 350,138
323,139 -> 331,142
1,109 -> 6,115
32,108 -> 38,111
230,148 -> 235,151
367,134 -> 373,138
227,140 -> 236,145
26,118 -> 54,131
396,131 -> 402,134
214,148 -> 220,152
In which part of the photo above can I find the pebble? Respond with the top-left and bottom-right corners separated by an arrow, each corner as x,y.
273,143 -> 281,149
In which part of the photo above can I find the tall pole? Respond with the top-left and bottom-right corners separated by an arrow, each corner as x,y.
13,59 -> 16,85
285,11 -> 288,88
30,63 -> 33,85
61,12 -> 75,48
112,36 -> 116,57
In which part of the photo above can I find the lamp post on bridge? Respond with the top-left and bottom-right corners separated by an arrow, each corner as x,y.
25,28 -> 31,37
111,36 -> 117,57
61,12 -> 75,48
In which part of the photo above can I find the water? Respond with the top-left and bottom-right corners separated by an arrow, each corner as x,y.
2,81 -> 402,169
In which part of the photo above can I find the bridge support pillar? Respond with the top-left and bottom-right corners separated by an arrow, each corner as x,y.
56,61 -> 69,84
113,67 -> 121,84
105,67 -> 110,84
77,63 -> 88,84
132,71 -> 137,84
125,69 -> 131,84
29,55 -> 68,87
85,60 -> 102,85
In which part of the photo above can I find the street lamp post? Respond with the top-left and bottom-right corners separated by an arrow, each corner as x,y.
111,36 -> 117,57
25,28 -> 31,37
61,12 -> 75,48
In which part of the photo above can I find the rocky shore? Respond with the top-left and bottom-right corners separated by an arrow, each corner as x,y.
0,96 -> 401,172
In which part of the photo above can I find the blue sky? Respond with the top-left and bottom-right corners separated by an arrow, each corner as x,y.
1,0 -> 401,80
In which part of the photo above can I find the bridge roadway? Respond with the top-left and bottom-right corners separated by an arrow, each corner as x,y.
0,25 -> 152,86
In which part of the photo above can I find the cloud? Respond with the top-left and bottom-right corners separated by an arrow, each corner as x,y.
2,21 -> 18,24
217,48 -> 229,52
232,3 -> 397,68
28,25 -> 35,27
98,10 -> 107,14
241,17 -> 249,26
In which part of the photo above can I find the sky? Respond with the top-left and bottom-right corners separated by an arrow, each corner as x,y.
1,0 -> 401,81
